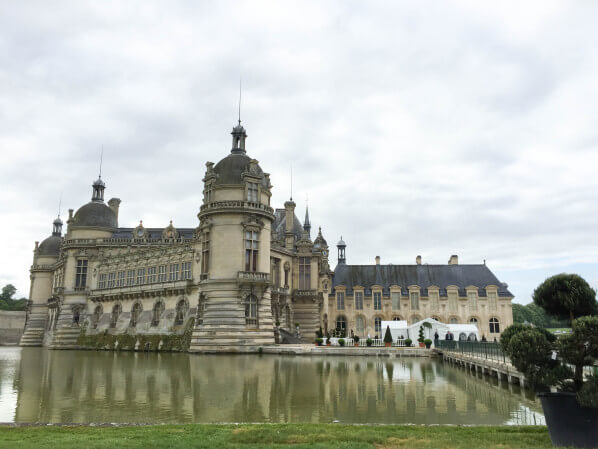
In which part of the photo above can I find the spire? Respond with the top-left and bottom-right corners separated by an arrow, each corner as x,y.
303,204 -> 311,236
92,149 -> 106,201
231,82 -> 247,154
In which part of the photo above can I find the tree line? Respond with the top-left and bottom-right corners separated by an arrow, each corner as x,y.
0,284 -> 28,311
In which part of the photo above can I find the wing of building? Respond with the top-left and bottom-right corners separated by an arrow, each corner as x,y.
20,121 -> 513,351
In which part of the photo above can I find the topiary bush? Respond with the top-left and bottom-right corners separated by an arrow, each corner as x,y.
338,338 -> 345,347
405,338 -> 412,347
383,326 -> 393,344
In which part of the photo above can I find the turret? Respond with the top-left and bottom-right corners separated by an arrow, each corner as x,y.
337,236 -> 346,265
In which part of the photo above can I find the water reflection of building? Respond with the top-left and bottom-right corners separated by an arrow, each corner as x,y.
12,349 -> 542,424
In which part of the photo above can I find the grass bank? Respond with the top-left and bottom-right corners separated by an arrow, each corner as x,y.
0,424 -> 553,449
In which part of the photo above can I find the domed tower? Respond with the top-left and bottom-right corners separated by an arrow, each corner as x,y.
49,176 -> 120,349
190,121 -> 276,352
20,216 -> 64,346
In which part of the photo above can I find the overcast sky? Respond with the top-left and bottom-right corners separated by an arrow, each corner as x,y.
1,1 -> 597,303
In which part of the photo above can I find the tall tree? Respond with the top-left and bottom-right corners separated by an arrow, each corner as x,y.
533,274 -> 597,325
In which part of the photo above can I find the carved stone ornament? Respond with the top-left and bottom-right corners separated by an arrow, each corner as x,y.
133,220 -> 148,239
162,220 -> 179,240
241,214 -> 264,232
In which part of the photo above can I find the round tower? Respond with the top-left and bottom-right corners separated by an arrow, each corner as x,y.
190,121 -> 276,352
20,216 -> 63,346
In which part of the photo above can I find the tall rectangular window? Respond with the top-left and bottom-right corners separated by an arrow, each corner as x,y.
245,231 -> 259,272
137,268 -> 146,285
147,267 -> 156,284
448,291 -> 458,312
410,291 -> 420,310
247,182 -> 259,202
355,291 -> 363,310
488,292 -> 497,311
108,272 -> 116,288
181,262 -> 191,280
201,232 -> 210,276
127,269 -> 135,286
373,292 -> 382,310
169,263 -> 179,281
75,260 -> 88,288
430,292 -> 439,312
204,185 -> 213,203
468,292 -> 477,311
117,271 -> 126,287
98,273 -> 107,289
299,257 -> 311,290
336,292 -> 345,310
158,265 -> 167,283
391,292 -> 400,310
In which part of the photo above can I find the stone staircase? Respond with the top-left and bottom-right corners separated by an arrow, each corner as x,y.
19,305 -> 47,347
48,310 -> 80,349
291,298 -> 321,343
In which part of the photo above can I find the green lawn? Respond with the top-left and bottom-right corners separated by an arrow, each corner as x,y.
0,424 -> 554,449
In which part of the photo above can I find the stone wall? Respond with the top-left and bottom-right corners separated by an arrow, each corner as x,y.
0,310 -> 26,345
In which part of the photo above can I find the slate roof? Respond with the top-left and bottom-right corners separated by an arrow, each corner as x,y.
213,153 -> 268,187
331,264 -> 512,297
112,228 -> 195,240
38,235 -> 62,256
272,209 -> 305,244
71,201 -> 117,229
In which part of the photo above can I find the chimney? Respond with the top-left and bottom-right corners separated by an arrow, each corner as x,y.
284,199 -> 296,250
108,198 -> 121,226
448,255 -> 459,265
416,255 -> 421,265
375,256 -> 380,265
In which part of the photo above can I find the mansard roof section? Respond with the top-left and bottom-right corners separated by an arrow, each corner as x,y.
272,208 -> 304,244
331,264 -> 512,297
112,227 -> 195,240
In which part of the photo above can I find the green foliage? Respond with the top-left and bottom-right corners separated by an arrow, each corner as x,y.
422,322 -> 432,329
366,338 -> 373,347
353,335 -> 359,343
405,338 -> 412,347
424,339 -> 432,345
315,338 -> 323,346
532,273 -> 597,324
418,325 -> 425,343
77,318 -> 195,352
504,328 -> 570,391
500,324 -> 556,352
577,375 -> 598,408
383,325 -> 393,343
315,327 -> 323,339
512,303 -> 568,328
0,284 -> 27,311
557,316 -> 598,389
338,338 -> 345,347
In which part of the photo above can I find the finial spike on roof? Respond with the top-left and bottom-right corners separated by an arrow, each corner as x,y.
99,145 -> 103,178
238,78 -> 242,125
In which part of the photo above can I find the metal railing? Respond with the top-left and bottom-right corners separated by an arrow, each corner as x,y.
322,338 -> 408,347
436,340 -> 507,363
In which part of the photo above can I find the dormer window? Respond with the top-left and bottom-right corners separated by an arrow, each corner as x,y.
247,182 -> 259,202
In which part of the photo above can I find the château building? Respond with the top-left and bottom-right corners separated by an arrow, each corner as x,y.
20,120 -> 513,351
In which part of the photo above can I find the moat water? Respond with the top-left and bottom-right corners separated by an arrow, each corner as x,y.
0,347 -> 544,425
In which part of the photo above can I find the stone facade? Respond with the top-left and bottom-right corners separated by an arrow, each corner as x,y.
20,121 -> 513,351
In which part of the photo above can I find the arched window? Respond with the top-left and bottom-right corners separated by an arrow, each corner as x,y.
175,299 -> 188,325
374,316 -> 382,335
92,305 -> 102,329
245,295 -> 258,326
110,304 -> 121,329
355,315 -> 365,336
469,317 -> 478,324
392,315 -> 402,321
468,333 -> 477,341
130,302 -> 142,328
489,317 -> 500,333
449,316 -> 459,324
459,332 -> 467,341
431,316 -> 441,322
152,301 -> 164,327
